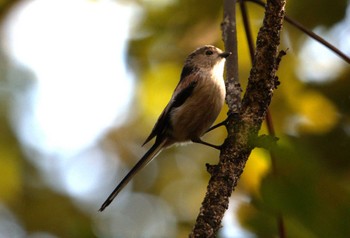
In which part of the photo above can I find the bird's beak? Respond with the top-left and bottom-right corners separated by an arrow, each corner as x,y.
219,52 -> 232,58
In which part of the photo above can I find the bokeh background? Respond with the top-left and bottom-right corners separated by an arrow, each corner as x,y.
1,0 -> 350,237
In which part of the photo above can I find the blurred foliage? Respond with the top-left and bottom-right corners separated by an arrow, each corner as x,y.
1,0 -> 350,237
287,0 -> 348,28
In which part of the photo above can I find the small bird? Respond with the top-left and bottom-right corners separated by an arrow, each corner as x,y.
99,45 -> 230,211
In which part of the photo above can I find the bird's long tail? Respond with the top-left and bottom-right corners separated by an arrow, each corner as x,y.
99,138 -> 168,211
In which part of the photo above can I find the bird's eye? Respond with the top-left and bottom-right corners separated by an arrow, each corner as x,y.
205,50 -> 213,56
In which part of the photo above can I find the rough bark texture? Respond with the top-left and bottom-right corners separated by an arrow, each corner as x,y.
190,0 -> 286,237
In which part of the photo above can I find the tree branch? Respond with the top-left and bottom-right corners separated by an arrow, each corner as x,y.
221,0 -> 241,113
190,0 -> 286,237
239,1 -> 286,237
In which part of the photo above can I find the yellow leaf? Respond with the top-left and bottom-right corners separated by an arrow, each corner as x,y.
296,90 -> 338,134
0,151 -> 21,203
240,149 -> 270,195
138,63 -> 181,120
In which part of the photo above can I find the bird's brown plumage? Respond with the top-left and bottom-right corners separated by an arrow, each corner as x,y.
99,45 -> 230,211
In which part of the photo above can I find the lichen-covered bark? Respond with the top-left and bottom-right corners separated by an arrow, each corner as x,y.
190,0 -> 286,237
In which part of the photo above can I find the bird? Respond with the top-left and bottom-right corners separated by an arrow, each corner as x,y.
99,45 -> 230,211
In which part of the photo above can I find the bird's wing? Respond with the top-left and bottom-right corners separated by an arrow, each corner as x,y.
142,66 -> 199,146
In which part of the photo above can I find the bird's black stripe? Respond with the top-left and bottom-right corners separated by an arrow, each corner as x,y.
172,81 -> 197,108
180,65 -> 199,82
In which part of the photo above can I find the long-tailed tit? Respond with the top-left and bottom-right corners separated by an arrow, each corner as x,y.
99,45 -> 230,211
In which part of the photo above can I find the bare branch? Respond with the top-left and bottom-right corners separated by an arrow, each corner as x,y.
221,0 -> 241,114
190,0 -> 286,237
239,1 -> 286,237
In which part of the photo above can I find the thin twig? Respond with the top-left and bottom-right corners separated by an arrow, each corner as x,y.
239,0 -> 255,60
245,0 -> 350,64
